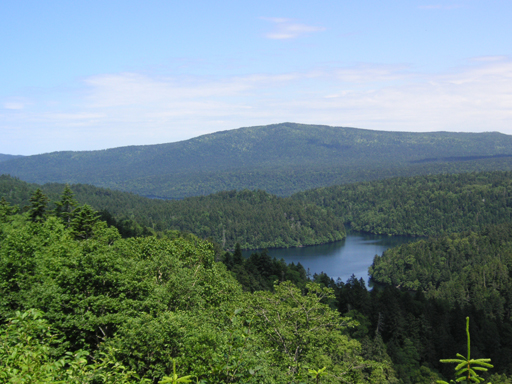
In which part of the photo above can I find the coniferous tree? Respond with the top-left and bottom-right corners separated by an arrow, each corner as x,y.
54,184 -> 78,226
233,243 -> 243,265
0,197 -> 17,221
71,204 -> 100,240
438,317 -> 493,384
28,188 -> 49,223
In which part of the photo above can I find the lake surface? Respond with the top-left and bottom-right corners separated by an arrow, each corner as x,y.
243,232 -> 417,284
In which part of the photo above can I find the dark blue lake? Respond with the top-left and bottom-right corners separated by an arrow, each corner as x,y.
243,232 -> 417,284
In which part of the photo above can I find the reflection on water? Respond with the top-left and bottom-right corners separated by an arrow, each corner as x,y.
242,232 -> 417,284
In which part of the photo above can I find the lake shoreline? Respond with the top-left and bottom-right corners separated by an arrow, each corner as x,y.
242,232 -> 418,284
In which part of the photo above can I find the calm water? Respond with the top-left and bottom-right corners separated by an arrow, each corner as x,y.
242,232 -> 417,284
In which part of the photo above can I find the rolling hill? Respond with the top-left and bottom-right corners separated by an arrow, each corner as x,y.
1,123 -> 512,198
294,171 -> 512,237
0,154 -> 23,162
0,175 -> 345,250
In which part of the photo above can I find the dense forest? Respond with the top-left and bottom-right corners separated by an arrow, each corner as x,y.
2,188 -> 512,383
0,175 -> 345,250
3,164 -> 512,382
221,238 -> 512,383
369,223 -> 512,316
1,123 -> 512,198
330,275 -> 512,384
295,171 -> 512,237
0,192 -> 394,383
3,170 -> 512,249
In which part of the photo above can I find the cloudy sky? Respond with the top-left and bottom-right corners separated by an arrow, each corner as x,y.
1,0 -> 511,155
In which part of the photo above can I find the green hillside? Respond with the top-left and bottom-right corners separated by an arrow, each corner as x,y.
369,222 -> 512,319
0,207 -> 394,383
0,175 -> 345,250
294,171 -> 512,237
1,123 -> 512,198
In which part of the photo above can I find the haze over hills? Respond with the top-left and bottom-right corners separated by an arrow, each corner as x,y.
0,154 -> 23,162
1,122 -> 512,198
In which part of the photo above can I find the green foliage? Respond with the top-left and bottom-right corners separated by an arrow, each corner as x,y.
0,175 -> 36,208
247,281 -> 395,383
54,184 -> 78,226
369,223 -> 512,319
0,177 -> 346,249
70,203 -> 100,239
0,309 -> 151,383
28,188 -> 49,223
0,210 -> 241,351
331,276 -> 512,384
295,171 -> 512,237
0,197 -> 17,222
437,317 -> 493,384
159,361 -> 195,383
5,171 -> 512,382
0,308 -> 68,383
0,207 -> 395,383
308,366 -> 327,384
223,247 -> 309,292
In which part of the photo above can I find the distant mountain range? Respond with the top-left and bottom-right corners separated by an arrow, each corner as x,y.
1,123 -> 512,198
0,154 -> 23,162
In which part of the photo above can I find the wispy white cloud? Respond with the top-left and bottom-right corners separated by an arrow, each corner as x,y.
43,112 -> 105,122
3,102 -> 25,110
418,4 -> 463,10
470,56 -> 508,62
3,56 -> 512,155
262,17 -> 326,40
84,72 -> 303,109
334,64 -> 413,83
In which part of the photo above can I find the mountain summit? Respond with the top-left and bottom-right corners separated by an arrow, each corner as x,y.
1,123 -> 512,198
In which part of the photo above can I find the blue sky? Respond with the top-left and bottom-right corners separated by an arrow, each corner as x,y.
1,0 -> 511,155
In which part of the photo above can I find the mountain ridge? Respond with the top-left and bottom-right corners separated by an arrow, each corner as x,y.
0,154 -> 23,162
1,122 -> 512,198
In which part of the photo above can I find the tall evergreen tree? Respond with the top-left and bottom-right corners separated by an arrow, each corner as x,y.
54,184 -> 78,226
233,243 -> 243,265
0,197 -> 17,222
28,188 -> 49,223
71,204 -> 100,239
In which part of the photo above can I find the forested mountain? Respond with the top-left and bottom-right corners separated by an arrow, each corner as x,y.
1,123 -> 512,198
0,175 -> 345,249
0,154 -> 22,162
4,170 -> 512,248
295,171 -> 512,237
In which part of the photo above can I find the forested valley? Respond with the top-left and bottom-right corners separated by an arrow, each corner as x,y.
2,169 -> 512,383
